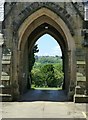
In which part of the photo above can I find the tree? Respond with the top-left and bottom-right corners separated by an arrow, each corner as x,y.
31,68 -> 44,87
54,64 -> 64,87
27,44 -> 39,89
29,44 -> 39,72
41,64 -> 56,87
31,56 -> 64,88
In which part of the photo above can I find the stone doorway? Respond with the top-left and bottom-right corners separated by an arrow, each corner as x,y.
19,33 -> 67,102
1,2 -> 88,103
15,8 -> 76,101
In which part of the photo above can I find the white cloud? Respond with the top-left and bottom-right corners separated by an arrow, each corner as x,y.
35,52 -> 49,56
52,45 -> 62,56
35,45 -> 62,56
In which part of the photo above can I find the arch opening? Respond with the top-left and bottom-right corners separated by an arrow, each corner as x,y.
18,23 -> 70,101
31,33 -> 64,90
16,8 -> 76,101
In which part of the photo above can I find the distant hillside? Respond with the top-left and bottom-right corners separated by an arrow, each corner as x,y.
35,55 -> 62,64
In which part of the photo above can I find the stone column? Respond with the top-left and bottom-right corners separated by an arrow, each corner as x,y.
83,26 -> 88,95
84,1 -> 88,95
74,3 -> 88,102
86,47 -> 88,94
82,28 -> 88,97
81,29 -> 88,102
84,31 -> 88,95
0,33 -> 4,84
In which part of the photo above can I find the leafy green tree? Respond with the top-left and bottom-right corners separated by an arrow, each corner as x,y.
41,64 -> 56,87
54,64 -> 64,87
31,56 -> 64,88
31,68 -> 44,87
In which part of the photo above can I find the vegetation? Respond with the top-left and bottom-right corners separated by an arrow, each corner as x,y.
35,55 -> 62,64
27,44 -> 39,89
29,44 -> 39,72
31,56 -> 64,88
28,45 -> 64,89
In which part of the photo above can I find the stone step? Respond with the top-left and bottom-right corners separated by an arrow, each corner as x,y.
75,86 -> 86,95
0,85 -> 12,101
0,94 -> 12,102
77,80 -> 86,88
0,86 -> 11,94
1,72 -> 10,86
74,94 -> 88,103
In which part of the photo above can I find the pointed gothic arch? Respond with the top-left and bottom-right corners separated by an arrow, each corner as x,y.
14,7 -> 76,99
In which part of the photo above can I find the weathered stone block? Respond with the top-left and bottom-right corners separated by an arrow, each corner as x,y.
74,94 -> 88,103
0,86 -> 11,94
1,2 -> 87,103
0,94 -> 12,102
75,86 -> 85,95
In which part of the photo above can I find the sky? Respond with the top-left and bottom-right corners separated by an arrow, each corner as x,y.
35,34 -> 62,56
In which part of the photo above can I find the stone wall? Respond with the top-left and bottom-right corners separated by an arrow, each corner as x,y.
3,2 -> 84,56
2,2 -> 87,102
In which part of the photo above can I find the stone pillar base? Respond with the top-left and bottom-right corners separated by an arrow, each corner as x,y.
74,94 -> 88,103
0,94 -> 12,102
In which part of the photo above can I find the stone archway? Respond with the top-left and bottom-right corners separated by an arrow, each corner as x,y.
15,7 -> 76,100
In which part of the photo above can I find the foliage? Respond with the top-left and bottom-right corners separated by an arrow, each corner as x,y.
41,64 -> 55,87
35,55 -> 62,64
54,64 -> 64,87
29,44 -> 39,72
31,68 -> 44,87
31,56 -> 64,88
27,44 -> 39,88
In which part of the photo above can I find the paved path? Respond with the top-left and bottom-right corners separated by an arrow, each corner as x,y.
19,90 -> 68,102
0,90 -> 88,119
1,102 -> 87,119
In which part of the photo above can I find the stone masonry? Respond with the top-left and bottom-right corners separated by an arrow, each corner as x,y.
0,2 -> 88,102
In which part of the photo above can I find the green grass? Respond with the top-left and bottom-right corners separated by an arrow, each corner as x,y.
31,85 -> 62,90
